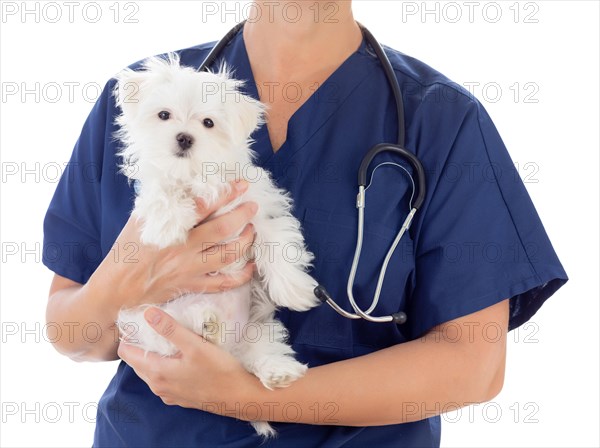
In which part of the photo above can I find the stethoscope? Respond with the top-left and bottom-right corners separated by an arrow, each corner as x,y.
200,21 -> 426,326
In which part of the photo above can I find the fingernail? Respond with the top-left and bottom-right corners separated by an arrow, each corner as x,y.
249,202 -> 258,214
234,179 -> 248,192
145,308 -> 162,325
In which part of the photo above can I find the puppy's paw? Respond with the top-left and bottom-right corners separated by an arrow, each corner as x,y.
281,273 -> 321,312
297,274 -> 322,310
264,268 -> 320,311
255,356 -> 308,390
251,421 -> 276,438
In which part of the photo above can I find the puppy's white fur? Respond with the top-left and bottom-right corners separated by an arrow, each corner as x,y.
112,53 -> 320,437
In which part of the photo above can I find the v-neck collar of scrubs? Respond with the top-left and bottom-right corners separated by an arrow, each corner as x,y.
221,27 -> 376,173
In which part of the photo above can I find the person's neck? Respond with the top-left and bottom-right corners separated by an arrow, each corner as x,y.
243,1 -> 362,80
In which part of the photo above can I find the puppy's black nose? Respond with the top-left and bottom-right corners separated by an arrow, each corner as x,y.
176,133 -> 194,150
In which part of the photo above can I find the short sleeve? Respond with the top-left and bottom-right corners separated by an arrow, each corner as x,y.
407,97 -> 568,338
42,80 -> 116,284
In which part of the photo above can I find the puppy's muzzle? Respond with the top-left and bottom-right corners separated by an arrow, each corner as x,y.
176,132 -> 194,153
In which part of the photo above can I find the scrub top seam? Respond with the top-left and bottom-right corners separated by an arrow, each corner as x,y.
474,104 -> 542,282
41,259 -> 93,286
46,210 -> 100,242
416,272 -> 543,338
408,105 -> 475,257
387,53 -> 478,106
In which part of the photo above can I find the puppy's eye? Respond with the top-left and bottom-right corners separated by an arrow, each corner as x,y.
203,118 -> 214,128
158,111 -> 170,120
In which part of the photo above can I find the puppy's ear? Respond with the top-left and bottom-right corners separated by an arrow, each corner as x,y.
113,53 -> 180,119
228,85 -> 266,139
216,66 -> 266,140
113,67 -> 152,120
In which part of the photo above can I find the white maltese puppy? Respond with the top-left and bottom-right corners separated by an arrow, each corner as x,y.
112,54 -> 320,437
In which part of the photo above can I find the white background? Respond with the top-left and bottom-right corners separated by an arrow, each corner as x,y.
0,1 -> 598,447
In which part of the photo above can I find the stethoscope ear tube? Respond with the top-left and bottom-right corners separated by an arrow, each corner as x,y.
199,20 -> 247,72
358,143 -> 426,210
357,22 -> 406,148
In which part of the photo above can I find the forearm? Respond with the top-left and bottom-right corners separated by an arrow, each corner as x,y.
219,301 -> 508,426
46,280 -> 121,362
46,286 -> 119,361
257,337 -> 502,425
45,253 -> 142,362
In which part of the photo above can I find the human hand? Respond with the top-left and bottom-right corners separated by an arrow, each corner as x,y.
118,306 -> 264,414
94,179 -> 258,310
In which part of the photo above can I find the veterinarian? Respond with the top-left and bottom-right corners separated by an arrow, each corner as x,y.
43,1 -> 568,446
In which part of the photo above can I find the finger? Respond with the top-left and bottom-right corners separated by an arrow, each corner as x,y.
189,202 -> 258,249
198,223 -> 256,273
117,342 -> 182,400
195,179 -> 249,222
194,261 -> 256,293
117,341 -> 172,371
143,307 -> 208,355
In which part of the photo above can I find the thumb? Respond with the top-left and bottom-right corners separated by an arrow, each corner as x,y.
144,307 -> 206,354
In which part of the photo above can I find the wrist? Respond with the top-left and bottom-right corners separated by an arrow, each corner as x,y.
94,238 -> 156,309
239,375 -> 288,423
208,372 -> 272,422
82,270 -> 122,325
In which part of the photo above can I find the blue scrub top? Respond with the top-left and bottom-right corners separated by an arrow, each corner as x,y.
43,28 -> 568,447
